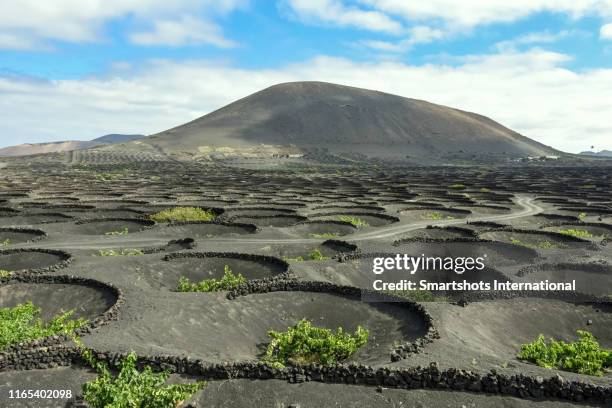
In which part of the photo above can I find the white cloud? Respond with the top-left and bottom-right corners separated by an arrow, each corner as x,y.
494,30 -> 583,51
1,50 -> 611,153
130,16 -> 237,47
361,25 -> 445,52
360,0 -> 612,28
284,1 -> 612,47
0,32 -> 45,50
602,23 -> 612,39
516,31 -> 572,44
282,0 -> 403,33
0,0 -> 246,49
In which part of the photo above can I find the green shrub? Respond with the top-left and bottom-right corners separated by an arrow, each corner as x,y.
534,240 -> 563,249
284,249 -> 329,262
284,255 -> 305,262
308,232 -> 340,239
423,212 -> 443,220
177,265 -> 246,292
518,330 -> 612,376
105,227 -> 129,236
307,249 -> 328,260
384,289 -> 448,303
510,237 -> 565,249
0,269 -> 12,278
449,183 -> 466,189
337,215 -> 369,228
0,302 -> 87,350
94,172 -> 122,182
1,239 -> 9,246
73,337 -> 205,408
263,318 -> 369,368
150,207 -> 215,223
557,229 -> 593,239
423,212 -> 455,220
578,212 -> 587,220
98,249 -> 144,256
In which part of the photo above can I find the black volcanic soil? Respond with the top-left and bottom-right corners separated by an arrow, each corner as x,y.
392,241 -> 539,270
479,229 -> 591,248
543,223 -> 612,241
518,263 -> 612,297
0,367 -> 96,408
0,281 -> 116,322
229,214 -> 308,227
0,227 -> 45,244
189,379 -> 598,408
0,162 -> 611,407
159,252 -> 287,290
70,219 -> 154,235
0,369 -> 593,408
441,298 -> 612,358
0,249 -> 70,272
287,221 -> 357,237
0,212 -> 73,224
161,221 -> 257,237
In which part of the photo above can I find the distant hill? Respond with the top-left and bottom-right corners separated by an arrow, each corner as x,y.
0,134 -> 144,157
580,150 -> 612,157
144,81 -> 559,160
92,134 -> 145,144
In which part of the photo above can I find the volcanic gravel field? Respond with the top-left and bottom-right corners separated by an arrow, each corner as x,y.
0,159 -> 611,407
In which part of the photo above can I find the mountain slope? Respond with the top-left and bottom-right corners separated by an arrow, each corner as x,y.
0,134 -> 144,157
0,141 -> 95,157
580,150 -> 612,157
92,134 -> 144,144
146,81 -> 558,159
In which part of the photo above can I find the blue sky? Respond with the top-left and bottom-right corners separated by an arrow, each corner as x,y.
1,0 -> 612,152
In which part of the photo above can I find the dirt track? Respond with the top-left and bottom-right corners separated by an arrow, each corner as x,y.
21,196 -> 542,250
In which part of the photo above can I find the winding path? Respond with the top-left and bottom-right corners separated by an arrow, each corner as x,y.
349,195 -> 541,241
25,195 -> 543,250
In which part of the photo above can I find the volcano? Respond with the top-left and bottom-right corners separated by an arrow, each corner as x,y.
144,81 -> 558,160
